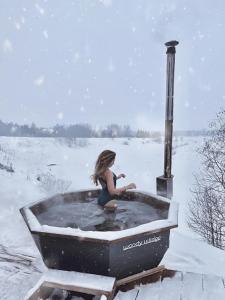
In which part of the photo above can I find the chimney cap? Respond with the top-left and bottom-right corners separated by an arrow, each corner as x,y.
165,40 -> 179,47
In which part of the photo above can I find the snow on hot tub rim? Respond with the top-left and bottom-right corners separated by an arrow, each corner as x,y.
20,188 -> 179,242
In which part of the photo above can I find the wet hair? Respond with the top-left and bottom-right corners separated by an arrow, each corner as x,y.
91,150 -> 116,186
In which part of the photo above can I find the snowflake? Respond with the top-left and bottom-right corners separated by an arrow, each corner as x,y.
43,30 -> 48,39
11,126 -> 17,133
57,112 -> 64,120
108,59 -> 115,72
185,101 -> 189,108
21,16 -> 25,24
3,39 -> 13,53
72,52 -> 80,64
128,57 -> 134,67
200,57 -> 205,62
99,0 -> 112,7
131,26 -> 136,33
188,67 -> 194,74
35,3 -> 45,15
15,21 -> 21,30
34,75 -> 45,86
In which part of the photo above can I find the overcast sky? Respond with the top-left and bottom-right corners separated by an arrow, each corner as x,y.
0,0 -> 225,131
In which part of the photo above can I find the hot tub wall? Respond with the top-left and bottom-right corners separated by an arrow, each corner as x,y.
31,229 -> 170,279
31,232 -> 110,275
20,189 -> 176,280
108,230 -> 170,278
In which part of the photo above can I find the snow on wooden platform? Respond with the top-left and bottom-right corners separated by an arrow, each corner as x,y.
25,268 -> 116,300
43,269 -> 115,293
0,244 -> 43,300
114,271 -> 225,300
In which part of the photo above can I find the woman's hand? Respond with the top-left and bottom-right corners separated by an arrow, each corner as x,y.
117,173 -> 126,179
127,183 -> 136,189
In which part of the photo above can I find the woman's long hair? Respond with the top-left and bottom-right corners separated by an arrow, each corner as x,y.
91,150 -> 116,186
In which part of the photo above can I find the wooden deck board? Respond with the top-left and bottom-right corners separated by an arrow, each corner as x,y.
26,269 -> 225,300
180,272 -> 204,299
202,274 -> 225,292
115,288 -> 139,300
115,271 -> 225,300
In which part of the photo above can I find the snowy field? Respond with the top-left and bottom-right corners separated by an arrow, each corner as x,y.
1,136 -> 225,299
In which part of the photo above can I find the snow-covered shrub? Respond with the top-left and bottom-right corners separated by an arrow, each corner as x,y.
153,136 -> 162,143
37,172 -> 72,195
56,137 -> 89,148
122,140 -> 129,145
0,145 -> 15,172
76,138 -> 89,147
188,109 -> 225,250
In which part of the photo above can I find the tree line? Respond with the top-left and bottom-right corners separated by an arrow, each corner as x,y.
0,120 -> 210,138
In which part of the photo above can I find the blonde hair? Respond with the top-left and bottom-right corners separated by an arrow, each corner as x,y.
91,150 -> 116,186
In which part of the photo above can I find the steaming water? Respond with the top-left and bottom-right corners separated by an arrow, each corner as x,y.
36,198 -> 168,231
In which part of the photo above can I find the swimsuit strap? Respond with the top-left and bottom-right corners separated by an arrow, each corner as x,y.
99,172 -> 117,186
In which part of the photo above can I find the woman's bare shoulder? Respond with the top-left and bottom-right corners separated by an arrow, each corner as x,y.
105,169 -> 113,178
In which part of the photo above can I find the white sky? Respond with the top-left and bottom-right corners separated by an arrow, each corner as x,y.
0,0 -> 225,130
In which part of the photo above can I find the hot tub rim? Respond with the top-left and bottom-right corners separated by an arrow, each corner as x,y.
20,189 -> 178,243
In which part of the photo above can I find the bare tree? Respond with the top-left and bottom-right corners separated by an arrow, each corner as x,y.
188,109 -> 225,249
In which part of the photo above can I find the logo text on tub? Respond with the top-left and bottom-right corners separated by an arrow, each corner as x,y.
122,236 -> 161,251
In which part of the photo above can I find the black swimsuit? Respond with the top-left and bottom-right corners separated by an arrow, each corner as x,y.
97,172 -> 117,206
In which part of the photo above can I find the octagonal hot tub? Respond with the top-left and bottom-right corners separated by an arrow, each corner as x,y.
20,189 -> 178,279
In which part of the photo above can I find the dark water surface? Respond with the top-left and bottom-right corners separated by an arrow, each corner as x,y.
36,198 -> 168,231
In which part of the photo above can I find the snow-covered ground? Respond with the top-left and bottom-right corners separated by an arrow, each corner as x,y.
0,136 -> 225,299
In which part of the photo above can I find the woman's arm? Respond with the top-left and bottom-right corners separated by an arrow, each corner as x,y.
105,170 -> 127,195
117,173 -> 126,180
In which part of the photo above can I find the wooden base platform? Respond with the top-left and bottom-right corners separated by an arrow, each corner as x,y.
25,266 -> 167,300
25,269 -> 116,300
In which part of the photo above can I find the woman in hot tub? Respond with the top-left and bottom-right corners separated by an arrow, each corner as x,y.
91,149 -> 136,211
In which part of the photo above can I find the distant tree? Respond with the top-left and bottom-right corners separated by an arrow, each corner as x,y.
53,124 -> 67,137
136,129 -> 151,138
123,125 -> 134,137
188,109 -> 225,249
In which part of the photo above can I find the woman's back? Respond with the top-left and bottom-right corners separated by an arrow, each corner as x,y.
98,171 -> 117,206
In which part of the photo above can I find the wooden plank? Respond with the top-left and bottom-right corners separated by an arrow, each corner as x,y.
42,269 -> 116,297
24,276 -> 47,300
162,269 -> 176,279
116,265 -> 165,287
202,274 -> 225,292
158,271 -> 182,300
181,272 -> 203,299
136,281 -> 161,300
222,278 -> 225,288
114,288 -> 139,300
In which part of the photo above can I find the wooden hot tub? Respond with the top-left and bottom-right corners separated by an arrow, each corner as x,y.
20,189 -> 178,279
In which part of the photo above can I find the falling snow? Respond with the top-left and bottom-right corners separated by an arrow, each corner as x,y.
3,39 -> 13,53
43,30 -> 48,39
35,3 -> 45,15
57,112 -> 64,120
33,75 -> 45,86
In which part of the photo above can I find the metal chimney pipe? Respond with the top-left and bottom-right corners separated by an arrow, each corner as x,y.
156,40 -> 179,199
164,40 -> 179,178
